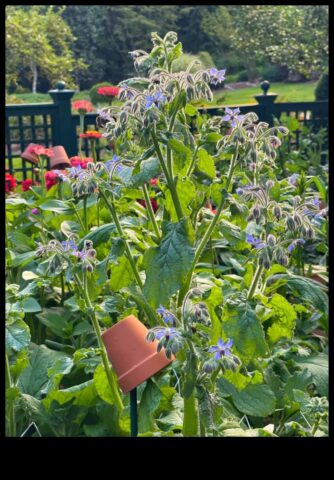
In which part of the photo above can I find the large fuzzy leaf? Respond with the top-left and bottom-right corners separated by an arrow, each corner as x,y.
128,158 -> 161,187
138,379 -> 162,433
294,353 -> 328,397
262,293 -> 297,343
222,303 -> 268,361
143,219 -> 194,307
6,319 -> 30,353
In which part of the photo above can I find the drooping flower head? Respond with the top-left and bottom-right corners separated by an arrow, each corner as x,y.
72,100 -> 94,114
145,91 -> 166,109
208,338 -> 233,360
246,233 -> 266,249
5,173 -> 16,193
156,305 -> 176,326
209,68 -> 226,86
222,107 -> 244,128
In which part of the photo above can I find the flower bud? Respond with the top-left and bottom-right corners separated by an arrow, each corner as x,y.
270,150 -> 276,160
267,234 -> 276,247
278,255 -> 288,266
186,84 -> 195,100
306,227 -> 314,239
186,74 -> 194,85
249,162 -> 256,172
250,149 -> 257,162
266,180 -> 275,189
286,216 -> 297,232
274,205 -> 281,220
293,195 -> 301,206
253,206 -> 261,218
119,111 -> 128,124
293,212 -> 303,227
85,263 -> 94,273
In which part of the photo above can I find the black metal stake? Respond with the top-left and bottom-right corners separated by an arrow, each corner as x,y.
130,387 -> 138,437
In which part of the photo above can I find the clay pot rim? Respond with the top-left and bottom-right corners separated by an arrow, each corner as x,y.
102,315 -> 139,335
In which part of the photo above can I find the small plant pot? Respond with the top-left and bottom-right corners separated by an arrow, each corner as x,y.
101,315 -> 174,394
50,145 -> 71,169
21,143 -> 40,165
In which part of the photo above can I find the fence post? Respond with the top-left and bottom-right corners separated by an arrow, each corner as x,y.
48,81 -> 77,156
254,80 -> 278,126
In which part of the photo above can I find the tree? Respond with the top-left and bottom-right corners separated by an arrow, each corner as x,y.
230,5 -> 328,80
6,5 -> 87,93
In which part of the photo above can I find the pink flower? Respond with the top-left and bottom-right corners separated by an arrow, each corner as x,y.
72,100 -> 94,113
97,86 -> 120,97
69,156 -> 93,169
79,130 -> 102,139
5,173 -> 16,193
21,178 -> 38,191
31,146 -> 54,157
45,170 -> 66,190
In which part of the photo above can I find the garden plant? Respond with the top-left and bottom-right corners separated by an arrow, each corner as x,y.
5,32 -> 328,437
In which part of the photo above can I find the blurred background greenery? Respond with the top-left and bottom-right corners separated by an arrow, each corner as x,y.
6,5 -> 328,104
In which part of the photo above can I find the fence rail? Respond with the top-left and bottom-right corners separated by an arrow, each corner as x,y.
5,81 -> 328,178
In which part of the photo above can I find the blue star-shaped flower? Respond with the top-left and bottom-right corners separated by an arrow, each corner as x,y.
222,107 -> 244,127
209,338 -> 233,361
209,68 -> 226,86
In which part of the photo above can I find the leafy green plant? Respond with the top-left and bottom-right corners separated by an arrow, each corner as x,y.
6,31 -> 328,437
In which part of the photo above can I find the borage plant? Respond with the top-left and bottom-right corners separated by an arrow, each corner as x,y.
6,32 -> 328,437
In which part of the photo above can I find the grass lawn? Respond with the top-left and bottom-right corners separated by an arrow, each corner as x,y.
9,82 -> 317,108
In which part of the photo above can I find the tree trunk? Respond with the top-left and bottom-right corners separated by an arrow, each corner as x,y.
31,61 -> 38,94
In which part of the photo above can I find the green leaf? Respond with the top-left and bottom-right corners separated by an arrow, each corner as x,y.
43,357 -> 74,394
109,256 -> 135,291
22,297 -> 42,313
284,369 -> 313,400
138,379 -> 162,433
78,223 -> 116,249
11,251 -> 36,268
218,378 -> 276,417
197,148 -> 215,179
43,380 -> 98,409
39,199 -> 74,215
10,349 -> 29,383
222,303 -> 268,361
6,319 -> 30,353
168,137 -> 192,173
143,219 -> 195,307
294,353 -> 328,397
93,364 -> 114,405
36,307 -> 73,339
263,293 -> 297,343
129,157 -> 161,187
167,41 -> 182,63
19,344 -> 70,398
203,286 -> 223,342
184,103 -> 197,116
205,132 -> 222,143
268,274 -> 328,314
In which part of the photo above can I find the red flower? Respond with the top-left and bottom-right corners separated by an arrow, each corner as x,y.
45,170 -> 66,190
70,156 -> 93,169
72,100 -> 94,113
150,178 -> 158,186
137,198 -> 158,213
79,130 -> 102,139
97,86 -> 120,97
5,173 -> 17,193
31,145 -> 54,157
21,178 -> 37,191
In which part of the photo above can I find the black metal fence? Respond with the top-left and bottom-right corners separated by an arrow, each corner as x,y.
5,82 -> 328,178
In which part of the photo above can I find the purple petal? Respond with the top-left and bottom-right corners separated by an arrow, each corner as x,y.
214,351 -> 221,361
208,346 -> 218,353
225,339 -> 233,348
217,338 -> 224,348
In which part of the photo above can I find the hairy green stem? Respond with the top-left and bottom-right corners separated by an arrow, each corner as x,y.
183,390 -> 198,437
99,189 -> 143,289
83,196 -> 88,234
177,149 -> 239,307
142,184 -> 161,239
70,201 -> 86,232
5,353 -> 16,437
38,155 -> 46,195
76,272 -> 124,412
79,114 -> 84,157
90,139 -> 97,163
186,145 -> 200,177
247,264 -> 264,301
151,130 -> 184,221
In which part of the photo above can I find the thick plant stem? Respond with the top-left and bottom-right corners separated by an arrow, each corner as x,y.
247,264 -> 264,301
96,195 -> 100,227
151,130 -> 184,221
70,201 -> 86,232
83,196 -> 88,234
186,145 -> 200,177
99,189 -> 143,289
38,156 -> 46,195
183,390 -> 198,437
177,155 -> 238,307
5,353 -> 16,437
90,139 -> 97,163
78,272 -> 124,412
79,114 -> 84,157
142,184 -> 161,239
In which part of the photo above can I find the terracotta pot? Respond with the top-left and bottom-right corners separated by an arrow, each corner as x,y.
21,143 -> 40,165
50,145 -> 71,169
102,315 -> 174,394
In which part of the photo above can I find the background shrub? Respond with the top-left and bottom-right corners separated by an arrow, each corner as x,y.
315,73 -> 328,100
